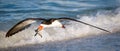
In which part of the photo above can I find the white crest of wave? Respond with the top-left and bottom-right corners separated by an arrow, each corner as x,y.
1,10 -> 120,48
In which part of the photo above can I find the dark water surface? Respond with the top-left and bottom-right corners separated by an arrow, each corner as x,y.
0,0 -> 120,51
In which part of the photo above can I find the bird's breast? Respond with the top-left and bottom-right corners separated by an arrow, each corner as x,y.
40,20 -> 62,28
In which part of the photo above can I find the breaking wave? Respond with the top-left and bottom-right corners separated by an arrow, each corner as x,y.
0,8 -> 120,48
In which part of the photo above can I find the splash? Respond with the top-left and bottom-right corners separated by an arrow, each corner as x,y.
0,9 -> 120,48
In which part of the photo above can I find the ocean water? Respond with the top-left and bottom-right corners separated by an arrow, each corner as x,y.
0,0 -> 120,51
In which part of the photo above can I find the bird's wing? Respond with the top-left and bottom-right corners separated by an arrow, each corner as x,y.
56,17 -> 111,33
6,18 -> 46,37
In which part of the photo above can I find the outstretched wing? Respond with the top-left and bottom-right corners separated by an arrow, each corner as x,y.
56,17 -> 111,33
6,18 -> 46,37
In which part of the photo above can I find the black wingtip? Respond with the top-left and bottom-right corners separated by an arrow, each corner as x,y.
5,34 -> 10,37
5,32 -> 14,37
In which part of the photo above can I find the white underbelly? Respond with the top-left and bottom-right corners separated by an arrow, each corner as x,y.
41,20 -> 62,28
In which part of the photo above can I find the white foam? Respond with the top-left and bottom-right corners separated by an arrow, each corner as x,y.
1,9 -> 120,48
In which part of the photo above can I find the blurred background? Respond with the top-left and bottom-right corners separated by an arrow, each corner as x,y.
0,0 -> 120,51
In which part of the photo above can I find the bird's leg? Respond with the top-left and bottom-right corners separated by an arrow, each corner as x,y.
34,25 -> 44,37
62,25 -> 65,29
38,33 -> 42,37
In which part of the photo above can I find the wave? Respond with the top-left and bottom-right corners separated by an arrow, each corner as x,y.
0,8 -> 120,48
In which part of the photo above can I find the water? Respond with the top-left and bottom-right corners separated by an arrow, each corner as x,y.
0,0 -> 120,51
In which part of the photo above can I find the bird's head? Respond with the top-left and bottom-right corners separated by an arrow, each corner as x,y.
41,18 -> 56,25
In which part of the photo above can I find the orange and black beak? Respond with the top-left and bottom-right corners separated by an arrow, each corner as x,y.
34,29 -> 39,36
34,25 -> 44,37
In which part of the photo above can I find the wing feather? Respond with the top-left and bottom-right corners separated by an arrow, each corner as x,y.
6,18 -> 45,37
57,17 -> 111,33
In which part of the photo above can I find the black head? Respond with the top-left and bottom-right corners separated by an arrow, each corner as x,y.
41,18 -> 56,25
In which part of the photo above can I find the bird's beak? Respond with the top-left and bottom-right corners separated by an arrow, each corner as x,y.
34,25 -> 44,37
38,25 -> 44,31
34,32 -> 42,37
62,25 -> 65,29
34,29 -> 38,36
34,32 -> 38,36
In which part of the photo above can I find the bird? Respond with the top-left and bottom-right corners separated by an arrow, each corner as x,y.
5,17 -> 111,37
